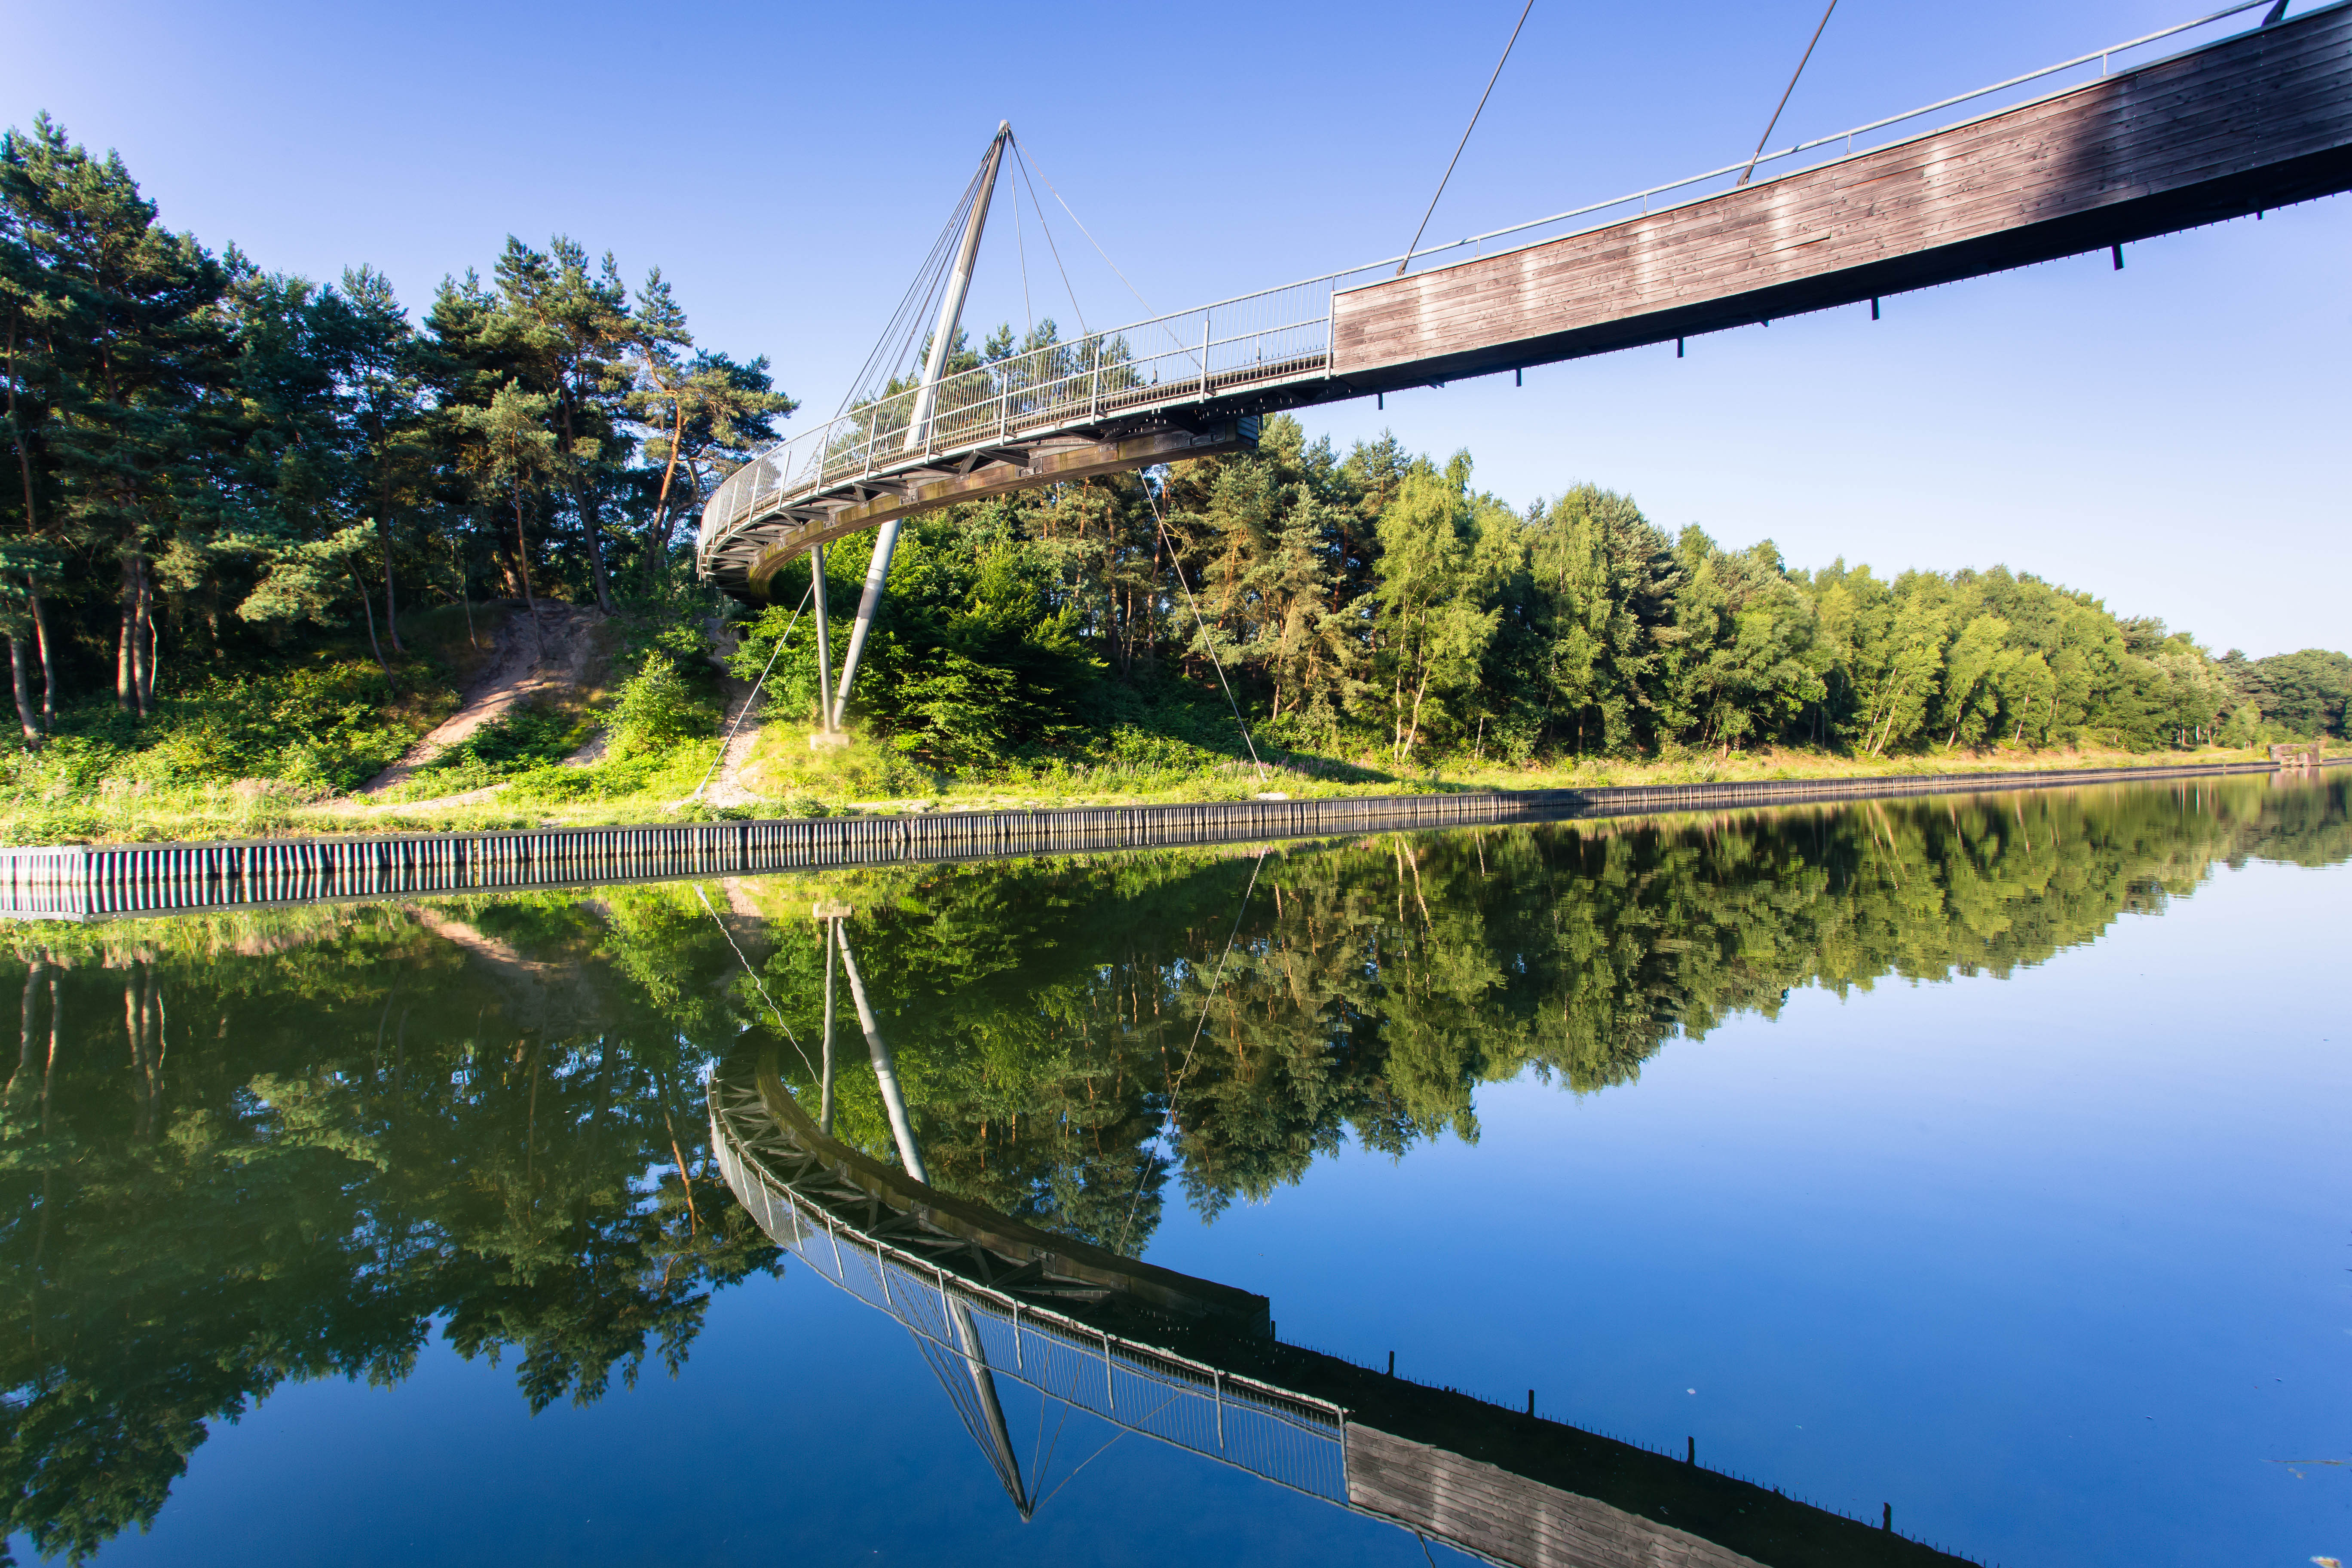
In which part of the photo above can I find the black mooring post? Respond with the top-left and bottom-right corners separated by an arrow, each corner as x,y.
1515,367 -> 1522,386
2112,244 -> 2125,269
1377,392 -> 1383,410
1676,337 -> 1685,357
1871,297 -> 1880,320
1526,1390 -> 1535,1416
1387,1351 -> 1395,1376
1687,1436 -> 1696,1464
1883,1504 -> 1893,1531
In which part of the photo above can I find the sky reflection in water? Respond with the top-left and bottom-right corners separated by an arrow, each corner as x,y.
3,774 -> 2344,1567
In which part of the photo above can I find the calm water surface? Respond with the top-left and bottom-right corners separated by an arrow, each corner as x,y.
2,775 -> 2345,1567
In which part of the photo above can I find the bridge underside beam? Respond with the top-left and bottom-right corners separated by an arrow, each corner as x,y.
731,418 -> 1259,600
1331,2 -> 2352,388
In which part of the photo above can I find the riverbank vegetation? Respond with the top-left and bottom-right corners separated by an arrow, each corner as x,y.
2,115 -> 2346,843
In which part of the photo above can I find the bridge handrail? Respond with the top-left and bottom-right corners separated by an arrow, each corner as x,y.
1379,0 -> 2288,277
698,0 -> 2290,576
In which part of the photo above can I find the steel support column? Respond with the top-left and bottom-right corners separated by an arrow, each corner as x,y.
810,544 -> 834,734
831,122 -> 1010,727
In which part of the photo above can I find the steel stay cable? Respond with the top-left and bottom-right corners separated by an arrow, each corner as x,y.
717,1110 -> 1349,1434
714,0 -> 2285,533
682,580 -> 812,805
1008,139 -> 1088,337
694,884 -> 821,1085
1142,469 -> 1268,782
839,178 -> 973,418
1032,1383 -> 1072,1501
1396,0 -> 1536,276
1012,141 -> 1198,364
1030,1385 -> 1187,1513
1739,0 -> 1840,186
1011,159 -> 1035,345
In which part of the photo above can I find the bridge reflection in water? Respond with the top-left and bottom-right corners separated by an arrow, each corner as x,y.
712,1034 -> 1978,1567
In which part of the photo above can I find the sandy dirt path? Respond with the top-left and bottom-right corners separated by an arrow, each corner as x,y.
346,605 -> 607,808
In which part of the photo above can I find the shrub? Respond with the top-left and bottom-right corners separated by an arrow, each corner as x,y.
612,652 -> 718,758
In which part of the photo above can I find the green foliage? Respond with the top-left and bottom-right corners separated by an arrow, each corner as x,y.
0,655 -> 449,801
391,704 -> 590,799
610,650 -> 717,759
2220,647 -> 2352,738
709,415 -> 2299,780
0,891 -> 785,1561
0,114 -> 790,741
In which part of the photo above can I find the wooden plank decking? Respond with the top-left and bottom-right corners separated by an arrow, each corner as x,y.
1329,2 -> 2352,386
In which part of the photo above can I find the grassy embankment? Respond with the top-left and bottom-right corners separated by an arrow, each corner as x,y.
0,606 -> 2327,846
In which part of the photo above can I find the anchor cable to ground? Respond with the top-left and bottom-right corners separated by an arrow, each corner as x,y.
682,580 -> 812,807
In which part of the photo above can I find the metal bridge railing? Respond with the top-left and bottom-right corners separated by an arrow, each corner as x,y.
697,269 -> 1351,572
698,0 -> 2290,576
1366,0 -> 2288,281
710,1087 -> 1350,1507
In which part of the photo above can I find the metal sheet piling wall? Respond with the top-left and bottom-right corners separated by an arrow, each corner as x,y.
0,756 -> 2325,921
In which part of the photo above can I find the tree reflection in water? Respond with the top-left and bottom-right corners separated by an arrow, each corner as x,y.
0,774 -> 2340,1560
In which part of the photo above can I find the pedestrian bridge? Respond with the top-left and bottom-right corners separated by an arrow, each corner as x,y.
699,0 -> 2352,602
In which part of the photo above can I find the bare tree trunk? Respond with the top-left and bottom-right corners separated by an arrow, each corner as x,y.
136,561 -> 157,716
376,512 -> 403,652
513,492 -> 546,661
116,554 -> 137,714
570,474 -> 614,615
30,585 -> 52,731
7,632 -> 38,744
349,567 -> 399,693
2,310 -> 49,723
7,961 -> 40,1102
641,398 -> 688,583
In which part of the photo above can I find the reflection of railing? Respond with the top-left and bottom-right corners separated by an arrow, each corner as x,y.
709,1076 -> 1348,1506
698,0 -> 2288,578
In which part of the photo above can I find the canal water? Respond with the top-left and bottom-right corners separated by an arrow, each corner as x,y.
1,774 -> 2343,1567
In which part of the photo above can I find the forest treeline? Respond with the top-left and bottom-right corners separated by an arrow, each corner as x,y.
747,420 -> 2350,774
3,111 -> 2346,796
0,114 -> 790,739
3,775 -> 2346,1559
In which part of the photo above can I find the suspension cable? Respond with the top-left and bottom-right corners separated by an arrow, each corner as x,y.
1739,0 -> 1840,185
1008,139 -> 1089,337
1014,141 -> 1153,314
1396,0 -> 1537,276
693,882 -> 820,1084
1011,160 -> 1035,345
681,582 -> 812,806
839,156 -> 987,414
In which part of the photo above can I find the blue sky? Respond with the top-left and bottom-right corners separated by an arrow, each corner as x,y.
6,0 -> 2344,655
